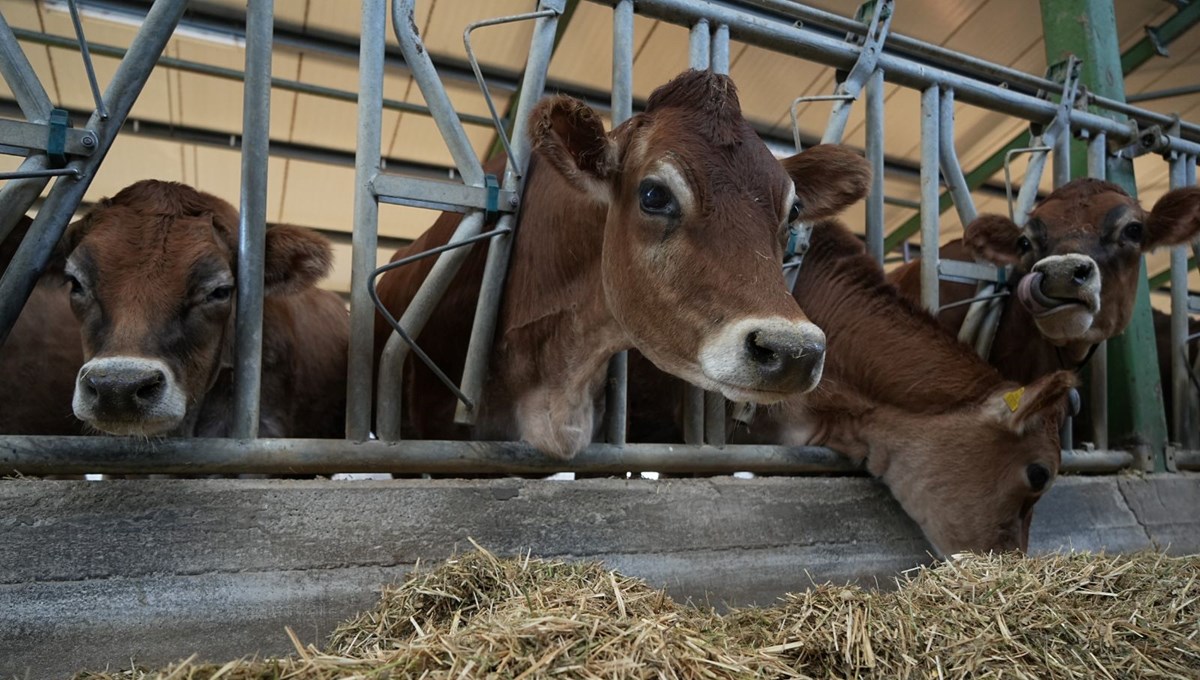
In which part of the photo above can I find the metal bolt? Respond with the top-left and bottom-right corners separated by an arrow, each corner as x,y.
81,134 -> 96,148
508,196 -> 519,208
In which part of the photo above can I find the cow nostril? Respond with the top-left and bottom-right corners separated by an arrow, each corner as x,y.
745,332 -> 780,368
134,372 -> 165,402
1072,262 -> 1093,285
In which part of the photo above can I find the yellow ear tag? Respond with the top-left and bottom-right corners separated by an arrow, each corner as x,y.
1002,387 -> 1025,413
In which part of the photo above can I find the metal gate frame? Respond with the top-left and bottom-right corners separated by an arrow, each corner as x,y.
0,0 -> 1198,475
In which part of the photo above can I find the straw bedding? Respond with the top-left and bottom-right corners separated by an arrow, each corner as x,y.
77,546 -> 1200,679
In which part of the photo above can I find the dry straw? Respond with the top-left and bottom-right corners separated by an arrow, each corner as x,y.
77,546 -> 1200,679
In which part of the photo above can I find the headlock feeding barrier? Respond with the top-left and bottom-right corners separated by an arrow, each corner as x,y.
0,0 -> 1198,474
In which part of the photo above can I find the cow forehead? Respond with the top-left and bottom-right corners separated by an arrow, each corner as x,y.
1031,189 -> 1139,235
77,211 -> 233,295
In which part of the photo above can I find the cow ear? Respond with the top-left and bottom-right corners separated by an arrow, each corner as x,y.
781,145 -> 871,220
1145,187 -> 1200,249
964,214 -> 1024,265
263,224 -> 333,296
530,94 -> 617,202
988,370 -> 1077,435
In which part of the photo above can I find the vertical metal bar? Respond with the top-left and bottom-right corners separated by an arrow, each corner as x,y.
1086,132 -> 1108,450
0,11 -> 53,123
937,88 -> 978,228
684,17 -> 710,445
345,0 -> 386,441
710,23 -> 730,74
0,156 -> 51,247
455,0 -> 565,427
864,68 -> 885,265
1012,149 -> 1049,226
605,0 -> 634,446
0,0 -> 188,349
1189,154 -> 1199,449
1169,155 -> 1191,446
231,0 -> 274,439
689,19 -> 710,69
1052,125 -> 1071,189
919,85 -> 940,312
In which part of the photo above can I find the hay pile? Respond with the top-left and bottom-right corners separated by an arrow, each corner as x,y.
78,548 -> 1200,679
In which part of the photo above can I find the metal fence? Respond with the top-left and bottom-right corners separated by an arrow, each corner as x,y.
0,0 -> 1197,476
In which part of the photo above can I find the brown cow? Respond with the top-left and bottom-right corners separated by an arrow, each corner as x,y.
59,180 -> 348,438
375,70 -> 869,459
631,221 -> 1076,556
0,215 -> 84,435
1152,307 -> 1200,438
890,179 -> 1200,385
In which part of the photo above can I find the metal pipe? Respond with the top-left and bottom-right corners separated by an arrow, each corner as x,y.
0,0 -> 188,348
10,27 -> 496,128
937,88 -> 978,227
345,0 -> 386,441
0,436 -> 859,476
455,0 -> 565,428
1086,132 -> 1108,450
0,155 -> 51,247
704,390 -> 726,446
1052,125 -> 1071,189
1060,448 -> 1134,473
66,0 -> 108,119
1178,449 -> 1200,471
230,0 -> 275,439
376,211 -> 487,440
864,68 -> 885,265
683,17 -> 710,443
605,0 -> 635,446
711,23 -> 730,74
919,85 -> 940,313
393,0 -> 485,188
0,12 -> 53,123
689,18 -> 710,68
615,0 -> 1200,157
1169,155 -> 1192,447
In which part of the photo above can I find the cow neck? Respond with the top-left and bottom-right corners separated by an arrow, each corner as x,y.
796,222 -> 1006,415
489,155 -> 627,459
989,291 -> 1097,381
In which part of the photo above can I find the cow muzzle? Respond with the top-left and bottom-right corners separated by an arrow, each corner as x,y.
1017,255 -> 1101,342
73,357 -> 187,436
698,317 -> 826,401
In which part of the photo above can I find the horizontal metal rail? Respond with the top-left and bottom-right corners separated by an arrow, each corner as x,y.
0,118 -> 96,157
371,175 -> 518,214
1177,450 -> 1200,471
0,437 -> 1132,476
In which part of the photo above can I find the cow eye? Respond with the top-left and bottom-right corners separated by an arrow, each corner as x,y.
1016,235 -> 1033,255
1026,463 -> 1051,493
788,201 -> 802,224
1122,221 -> 1143,243
205,285 -> 234,304
64,273 -> 85,296
638,180 -> 678,217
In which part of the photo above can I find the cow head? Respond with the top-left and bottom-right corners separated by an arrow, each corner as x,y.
530,70 -> 869,402
872,371 -> 1076,556
965,179 -> 1200,352
63,180 -> 332,436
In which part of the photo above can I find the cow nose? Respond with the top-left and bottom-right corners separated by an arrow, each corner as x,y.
744,327 -> 826,391
83,366 -> 166,415
1072,262 -> 1093,285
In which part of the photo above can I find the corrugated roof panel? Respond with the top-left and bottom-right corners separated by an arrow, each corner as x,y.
421,0 -> 537,70
546,3 -> 656,93
630,20 -> 690,101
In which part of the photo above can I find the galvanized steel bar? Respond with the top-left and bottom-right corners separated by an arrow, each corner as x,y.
1086,132 -> 1108,450
705,22 -> 731,445
393,0 -> 485,188
919,85 -> 940,312
1179,450 -> 1200,471
456,0 -> 565,427
66,0 -> 108,119
711,23 -> 730,74
605,0 -> 635,446
1169,155 -> 1193,447
0,155 -> 51,246
0,11 -> 52,123
1052,126 -> 1071,189
230,0 -> 275,439
0,436 -> 1129,476
376,211 -> 487,440
937,88 -> 977,227
864,68 -> 885,265
371,174 -> 518,213
345,0 -> 387,441
689,18 -> 710,68
0,0 -> 188,348
683,16 -> 710,445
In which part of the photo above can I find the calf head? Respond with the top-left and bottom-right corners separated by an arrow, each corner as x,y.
531,70 -> 869,402
966,179 -> 1200,348
872,371 -> 1076,555
63,180 -> 332,436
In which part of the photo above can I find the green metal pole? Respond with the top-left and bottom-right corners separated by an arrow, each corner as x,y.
1040,0 -> 1168,470
883,1 -> 1200,250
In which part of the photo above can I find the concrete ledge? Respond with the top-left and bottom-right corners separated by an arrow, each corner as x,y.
1,474 -> 1197,678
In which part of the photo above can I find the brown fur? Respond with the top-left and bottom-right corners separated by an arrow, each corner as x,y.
374,70 -> 870,459
891,178 -> 1200,384
60,180 -> 347,437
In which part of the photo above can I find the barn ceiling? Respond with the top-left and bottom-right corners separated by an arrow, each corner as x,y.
1,0 -> 1198,309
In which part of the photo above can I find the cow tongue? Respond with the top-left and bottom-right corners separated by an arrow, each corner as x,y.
1017,272 -> 1053,315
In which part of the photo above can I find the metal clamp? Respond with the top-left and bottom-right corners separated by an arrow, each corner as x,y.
46,108 -> 70,167
484,173 -> 500,219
